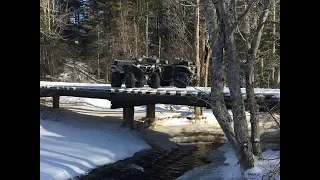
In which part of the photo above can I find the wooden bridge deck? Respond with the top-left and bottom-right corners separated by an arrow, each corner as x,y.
40,81 -> 280,129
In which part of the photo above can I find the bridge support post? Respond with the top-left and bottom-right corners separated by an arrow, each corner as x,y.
123,106 -> 134,129
52,95 -> 60,109
146,104 -> 156,123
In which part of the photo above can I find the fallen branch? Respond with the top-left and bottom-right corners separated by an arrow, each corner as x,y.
64,63 -> 105,83
263,102 -> 280,128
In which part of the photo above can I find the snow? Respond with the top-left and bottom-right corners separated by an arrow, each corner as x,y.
156,108 -> 217,126
178,143 -> 280,180
40,81 -> 114,89
154,108 -> 257,128
40,97 -> 151,180
244,150 -> 280,179
40,81 -> 280,179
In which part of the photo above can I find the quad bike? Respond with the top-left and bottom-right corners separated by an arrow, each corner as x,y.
110,56 -> 198,88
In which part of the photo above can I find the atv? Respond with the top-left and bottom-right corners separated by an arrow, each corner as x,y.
110,56 -> 198,89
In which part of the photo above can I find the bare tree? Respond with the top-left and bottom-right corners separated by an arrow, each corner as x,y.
202,0 -> 279,171
271,0 -> 280,87
200,37 -> 212,87
161,0 -> 194,60
194,0 -> 204,117
146,1 -> 149,56
202,0 -> 256,171
244,0 -> 273,157
218,0 -> 256,169
40,0 -> 70,40
40,0 -> 75,78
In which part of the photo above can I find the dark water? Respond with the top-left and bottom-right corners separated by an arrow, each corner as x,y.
74,141 -> 224,180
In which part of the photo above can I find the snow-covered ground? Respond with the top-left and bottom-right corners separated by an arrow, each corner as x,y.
152,108 -> 278,139
40,97 -> 152,180
178,143 -> 280,180
40,84 -> 280,180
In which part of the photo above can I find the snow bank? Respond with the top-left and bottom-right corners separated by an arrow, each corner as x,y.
40,97 -> 151,180
244,150 -> 280,179
178,143 -> 280,180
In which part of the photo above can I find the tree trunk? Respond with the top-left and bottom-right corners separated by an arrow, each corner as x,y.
274,65 -> 280,87
271,0 -> 279,88
194,0 -> 203,117
145,2 -> 149,56
245,63 -> 261,157
200,35 -> 206,87
134,16 -> 138,57
204,43 -> 212,86
200,31 -> 211,87
182,6 -> 186,59
259,58 -> 265,87
47,0 -> 51,32
267,72 -> 271,88
203,0 -> 239,153
119,0 -> 128,57
245,0 -> 272,157
105,68 -> 109,83
52,0 -> 55,25
218,0 -> 254,170
195,0 -> 200,83
159,36 -> 161,60
97,27 -> 100,79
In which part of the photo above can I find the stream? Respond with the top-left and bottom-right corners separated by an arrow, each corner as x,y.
75,140 -> 225,180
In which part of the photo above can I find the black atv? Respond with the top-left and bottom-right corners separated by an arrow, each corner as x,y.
110,56 -> 198,89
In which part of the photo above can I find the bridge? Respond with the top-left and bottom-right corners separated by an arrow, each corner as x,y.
40,81 -> 280,129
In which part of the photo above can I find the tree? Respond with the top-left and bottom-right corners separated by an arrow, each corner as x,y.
194,0 -> 204,117
40,0 -> 74,78
203,0 -> 253,171
218,0 -> 256,170
243,0 -> 273,157
202,0 -> 279,172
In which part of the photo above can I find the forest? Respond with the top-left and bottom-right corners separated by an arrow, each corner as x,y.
40,0 -> 279,88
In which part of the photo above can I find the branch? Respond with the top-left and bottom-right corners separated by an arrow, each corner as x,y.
263,102 -> 280,128
255,20 -> 278,33
40,29 -> 65,40
64,63 -> 105,83
175,0 -> 196,7
236,26 -> 249,43
264,20 -> 280,26
231,0 -> 259,30
174,0 -> 213,7
161,23 -> 193,49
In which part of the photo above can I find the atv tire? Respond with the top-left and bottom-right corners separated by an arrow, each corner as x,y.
135,76 -> 147,88
160,74 -> 171,87
125,72 -> 136,88
111,72 -> 122,87
149,72 -> 160,89
174,72 -> 189,88
160,81 -> 171,87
